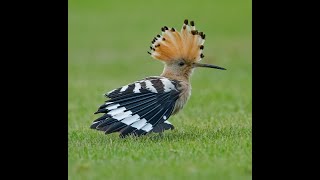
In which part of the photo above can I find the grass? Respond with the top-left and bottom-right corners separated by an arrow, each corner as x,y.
68,0 -> 252,179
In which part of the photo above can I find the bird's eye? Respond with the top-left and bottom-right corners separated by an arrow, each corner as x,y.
178,62 -> 185,66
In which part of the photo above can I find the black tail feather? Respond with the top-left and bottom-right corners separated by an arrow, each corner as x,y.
105,121 -> 127,134
151,122 -> 175,133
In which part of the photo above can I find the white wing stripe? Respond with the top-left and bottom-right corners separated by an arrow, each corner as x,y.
120,85 -> 129,92
131,119 -> 147,129
107,107 -> 126,116
160,78 -> 177,92
105,104 -> 120,110
145,80 -> 158,93
133,83 -> 141,93
121,114 -> 140,125
164,120 -> 171,124
141,123 -> 153,132
113,111 -> 132,120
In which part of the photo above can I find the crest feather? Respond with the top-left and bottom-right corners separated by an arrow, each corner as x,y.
148,19 -> 205,63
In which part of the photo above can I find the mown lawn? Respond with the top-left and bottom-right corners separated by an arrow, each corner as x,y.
68,0 -> 252,179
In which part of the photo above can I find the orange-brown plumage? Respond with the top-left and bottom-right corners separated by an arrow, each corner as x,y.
149,20 -> 205,65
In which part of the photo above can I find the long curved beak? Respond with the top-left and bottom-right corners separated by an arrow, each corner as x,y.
193,63 -> 226,70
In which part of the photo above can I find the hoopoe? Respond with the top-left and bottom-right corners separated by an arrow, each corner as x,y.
90,19 -> 226,138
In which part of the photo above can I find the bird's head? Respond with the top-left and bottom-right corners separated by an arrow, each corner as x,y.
148,19 -> 226,81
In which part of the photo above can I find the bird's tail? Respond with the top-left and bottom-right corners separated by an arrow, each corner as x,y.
148,19 -> 206,63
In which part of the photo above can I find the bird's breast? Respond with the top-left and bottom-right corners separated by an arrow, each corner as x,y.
172,81 -> 191,115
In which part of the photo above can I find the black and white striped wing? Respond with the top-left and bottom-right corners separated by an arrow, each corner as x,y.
90,77 -> 180,137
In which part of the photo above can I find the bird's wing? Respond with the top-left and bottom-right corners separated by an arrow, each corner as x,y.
90,76 -> 180,137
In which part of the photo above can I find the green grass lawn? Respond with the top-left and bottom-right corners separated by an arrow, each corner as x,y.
68,0 -> 252,179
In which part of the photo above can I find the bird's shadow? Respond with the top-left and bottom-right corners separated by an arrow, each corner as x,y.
84,126 -> 250,146
116,127 -> 236,142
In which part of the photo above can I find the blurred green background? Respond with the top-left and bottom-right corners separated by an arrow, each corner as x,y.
69,0 -> 251,179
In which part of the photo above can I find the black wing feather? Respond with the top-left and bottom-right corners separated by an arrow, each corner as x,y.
91,77 -> 181,137
134,93 -> 178,136
106,91 -> 155,104
105,121 -> 127,134
95,93 -> 157,114
120,93 -> 178,137
96,118 -> 118,130
104,93 -> 171,134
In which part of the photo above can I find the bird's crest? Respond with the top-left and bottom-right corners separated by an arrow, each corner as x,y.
148,19 -> 206,63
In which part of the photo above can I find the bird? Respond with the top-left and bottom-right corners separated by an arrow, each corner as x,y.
90,19 -> 226,138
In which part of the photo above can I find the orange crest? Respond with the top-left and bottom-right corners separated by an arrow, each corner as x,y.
148,19 -> 205,63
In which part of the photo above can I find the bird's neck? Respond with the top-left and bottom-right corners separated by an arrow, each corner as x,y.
160,66 -> 192,115
160,66 -> 193,82
160,71 -> 189,82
